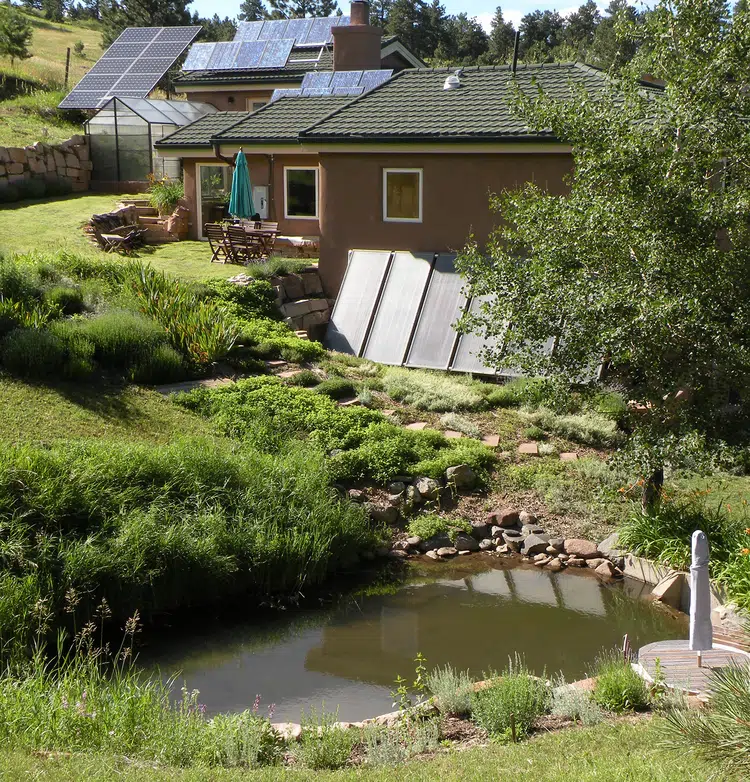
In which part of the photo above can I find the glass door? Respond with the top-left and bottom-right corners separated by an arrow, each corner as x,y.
197,164 -> 231,239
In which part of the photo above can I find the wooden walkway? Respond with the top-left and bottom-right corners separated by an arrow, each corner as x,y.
636,639 -> 750,696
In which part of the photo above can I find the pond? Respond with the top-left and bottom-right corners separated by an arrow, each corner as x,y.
142,558 -> 686,722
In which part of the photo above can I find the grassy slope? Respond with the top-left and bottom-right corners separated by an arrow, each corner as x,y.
0,719 -> 711,781
0,193 -> 239,280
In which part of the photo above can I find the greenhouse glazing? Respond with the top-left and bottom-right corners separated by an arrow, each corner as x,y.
86,98 -> 216,182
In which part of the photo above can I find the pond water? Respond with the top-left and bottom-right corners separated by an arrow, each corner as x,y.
142,559 -> 686,722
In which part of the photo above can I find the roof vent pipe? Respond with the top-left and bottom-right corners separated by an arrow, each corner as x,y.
443,69 -> 462,91
511,30 -> 520,74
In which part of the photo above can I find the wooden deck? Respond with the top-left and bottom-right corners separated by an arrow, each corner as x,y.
636,639 -> 750,696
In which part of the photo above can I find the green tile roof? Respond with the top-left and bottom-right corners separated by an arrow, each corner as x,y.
155,112 -> 245,147
214,95 -> 353,144
301,63 -> 612,143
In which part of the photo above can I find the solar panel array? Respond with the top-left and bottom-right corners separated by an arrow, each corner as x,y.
235,16 -> 350,47
270,70 -> 392,100
59,26 -> 201,110
182,38 -> 296,71
326,251 -> 535,376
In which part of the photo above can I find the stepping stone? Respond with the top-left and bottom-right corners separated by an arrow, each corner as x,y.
338,398 -> 361,407
444,430 -> 463,439
405,422 -> 428,431
560,452 -> 579,462
518,442 -> 539,455
265,360 -> 287,368
482,434 -> 500,448
278,370 -> 302,379
155,378 -> 234,396
382,409 -> 396,416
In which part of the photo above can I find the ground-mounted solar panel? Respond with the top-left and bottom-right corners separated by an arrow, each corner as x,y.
360,69 -> 393,91
235,21 -> 263,42
451,295 -> 498,375
331,70 -> 363,90
235,40 -> 266,68
325,251 -> 392,355
362,252 -> 434,365
59,25 -> 199,109
259,38 -> 294,68
271,89 -> 302,101
406,254 -> 468,370
301,71 -> 334,90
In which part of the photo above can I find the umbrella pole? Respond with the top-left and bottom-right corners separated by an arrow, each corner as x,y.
697,651 -> 702,668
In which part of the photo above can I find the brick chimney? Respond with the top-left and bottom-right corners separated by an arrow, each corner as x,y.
332,1 -> 382,72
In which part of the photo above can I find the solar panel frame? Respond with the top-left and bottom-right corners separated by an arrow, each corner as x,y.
271,88 -> 302,101
451,295 -> 499,375
259,38 -> 294,68
117,28 -> 160,43
362,252 -> 434,365
154,26 -> 201,42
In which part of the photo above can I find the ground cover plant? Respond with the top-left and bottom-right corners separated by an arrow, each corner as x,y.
592,651 -> 649,713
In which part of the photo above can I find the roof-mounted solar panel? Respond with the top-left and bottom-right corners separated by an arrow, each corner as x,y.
360,69 -> 393,91
301,71 -> 334,90
271,88 -> 302,101
301,88 -> 333,97
235,21 -> 263,42
59,25 -> 199,110
284,18 -> 313,43
207,41 -> 241,69
259,38 -> 294,68
303,16 -> 340,46
182,42 -> 215,70
333,86 -> 364,97
260,19 -> 289,40
331,70 -> 363,89
235,40 -> 266,69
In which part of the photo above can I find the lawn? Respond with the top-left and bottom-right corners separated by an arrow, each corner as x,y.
0,193 -> 239,280
0,719 -> 711,781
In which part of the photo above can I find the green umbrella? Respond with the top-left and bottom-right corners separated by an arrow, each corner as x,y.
228,149 -> 254,219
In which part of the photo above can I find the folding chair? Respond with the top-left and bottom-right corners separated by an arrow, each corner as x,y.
205,223 -> 231,264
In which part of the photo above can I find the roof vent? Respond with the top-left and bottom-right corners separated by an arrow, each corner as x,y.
443,69 -> 462,91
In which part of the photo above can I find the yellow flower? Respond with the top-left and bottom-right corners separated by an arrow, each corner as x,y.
742,548 -> 750,556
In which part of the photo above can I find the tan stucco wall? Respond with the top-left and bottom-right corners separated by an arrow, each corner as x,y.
317,151 -> 574,295
183,153 -> 322,240
180,89 -> 277,112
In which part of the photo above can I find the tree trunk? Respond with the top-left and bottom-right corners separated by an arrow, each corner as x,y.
641,466 -> 664,513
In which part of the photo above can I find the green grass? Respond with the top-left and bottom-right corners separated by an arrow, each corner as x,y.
0,89 -> 82,147
0,377 -> 211,443
0,719 -> 713,780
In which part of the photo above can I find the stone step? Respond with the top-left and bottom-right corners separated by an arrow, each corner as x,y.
138,215 -> 162,225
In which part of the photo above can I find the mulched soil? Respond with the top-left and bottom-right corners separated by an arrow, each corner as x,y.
439,715 -> 488,747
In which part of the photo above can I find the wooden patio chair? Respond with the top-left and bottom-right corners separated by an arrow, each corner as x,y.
92,224 -> 146,254
205,223 -> 232,264
250,221 -> 278,257
226,225 -> 267,264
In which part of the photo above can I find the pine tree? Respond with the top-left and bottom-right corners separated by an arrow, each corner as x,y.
267,0 -> 339,17
589,0 -> 639,70
42,0 -> 65,22
436,13 -> 487,65
487,6 -> 515,63
369,0 -> 392,27
563,1 -> 601,54
100,0 -> 194,47
519,9 -> 563,60
0,4 -> 33,66
196,13 -> 237,41
386,0 -> 431,58
239,0 -> 266,21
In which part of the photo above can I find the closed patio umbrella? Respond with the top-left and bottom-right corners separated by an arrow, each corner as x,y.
689,529 -> 713,666
229,149 -> 254,220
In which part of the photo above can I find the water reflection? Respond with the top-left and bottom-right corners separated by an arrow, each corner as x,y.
143,562 -> 684,722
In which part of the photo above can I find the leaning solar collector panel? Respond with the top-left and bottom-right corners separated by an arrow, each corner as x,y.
58,26 -> 201,110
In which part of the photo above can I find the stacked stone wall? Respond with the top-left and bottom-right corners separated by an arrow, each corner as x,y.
0,134 -> 91,196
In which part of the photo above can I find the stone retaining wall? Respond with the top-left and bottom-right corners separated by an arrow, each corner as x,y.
0,134 -> 91,194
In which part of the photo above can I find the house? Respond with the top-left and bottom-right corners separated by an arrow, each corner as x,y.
156,60 -> 612,295
173,1 -> 423,113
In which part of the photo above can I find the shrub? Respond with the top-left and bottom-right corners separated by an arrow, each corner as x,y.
241,317 -> 324,363
485,377 -> 574,413
550,679 -> 605,725
521,408 -> 623,448
295,707 -> 356,770
200,278 -> 278,321
286,369 -> 321,387
77,310 -> 168,370
470,658 -> 549,739
665,661 -> 750,778
47,319 -> 96,379
314,377 -> 356,400
363,718 -> 440,767
44,285 -> 85,315
130,344 -> 187,385
0,259 -> 42,302
427,665 -> 474,715
147,176 -> 184,215
407,514 -> 471,541
524,425 -> 547,441
440,412 -> 481,438
383,367 -> 487,411
1,328 -> 65,378
592,650 -> 649,713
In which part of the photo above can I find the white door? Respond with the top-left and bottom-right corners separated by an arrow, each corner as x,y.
253,185 -> 269,219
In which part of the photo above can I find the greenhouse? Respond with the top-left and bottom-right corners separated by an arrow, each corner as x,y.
86,98 -> 216,183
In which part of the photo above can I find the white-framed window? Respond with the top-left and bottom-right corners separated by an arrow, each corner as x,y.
284,166 -> 319,220
383,168 -> 423,223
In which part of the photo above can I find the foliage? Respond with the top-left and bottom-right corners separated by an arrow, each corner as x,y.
440,412 -> 481,438
285,369 -> 320,387
458,1 -> 750,485
295,707 -> 356,771
427,664 -> 474,716
1,327 -> 66,378
383,367 -> 488,412
470,658 -> 550,740
521,408 -> 623,448
313,377 -> 356,400
550,678 -> 605,726
240,316 -> 325,363
406,514 -> 471,542
43,284 -> 85,315
100,0 -> 192,47
665,661 -> 750,778
129,343 -> 186,385
364,717 -> 440,767
146,176 -> 184,216
0,4 -> 33,65
592,650 -> 649,713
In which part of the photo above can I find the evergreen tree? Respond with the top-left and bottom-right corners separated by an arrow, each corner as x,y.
386,0 -> 430,58
239,0 -> 267,21
563,0 -> 600,53
519,9 -> 564,58
194,13 -> 237,40
267,0 -> 339,17
0,4 -> 33,66
369,0 -> 392,27
42,0 -> 65,22
436,12 -> 487,64
589,0 -> 639,70
487,6 -> 515,63
100,0 -> 194,47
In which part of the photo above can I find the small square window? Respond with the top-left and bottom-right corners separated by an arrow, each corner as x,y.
383,168 -> 422,223
251,101 -> 267,112
285,167 -> 318,219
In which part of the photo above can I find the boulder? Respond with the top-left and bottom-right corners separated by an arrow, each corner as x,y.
522,524 -> 547,537
414,477 -> 440,502
470,519 -> 492,540
487,508 -> 520,528
650,572 -> 685,609
567,557 -> 586,567
273,722 -> 302,741
479,539 -> 495,551
533,553 -> 550,563
564,539 -> 600,559
546,558 -> 564,572
420,532 -> 452,552
598,532 -> 624,559
437,547 -> 457,558
491,525 -> 504,538
368,504 -> 400,525
425,549 -> 440,561
386,493 -> 402,507
519,510 -> 538,525
445,464 -> 476,490
548,537 -> 565,552
586,558 -> 606,569
496,544 -> 509,554
454,532 -> 479,552
594,560 -> 619,579
388,549 -> 409,559
503,530 -> 525,551
388,481 -> 406,496
405,485 -> 422,506
545,545 -> 559,555
348,489 -> 366,503
406,536 -> 422,548
522,534 -> 550,556
392,540 -> 411,552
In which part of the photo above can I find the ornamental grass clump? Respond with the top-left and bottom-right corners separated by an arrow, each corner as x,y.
592,650 -> 649,713
427,664 -> 474,716
470,657 -> 549,740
